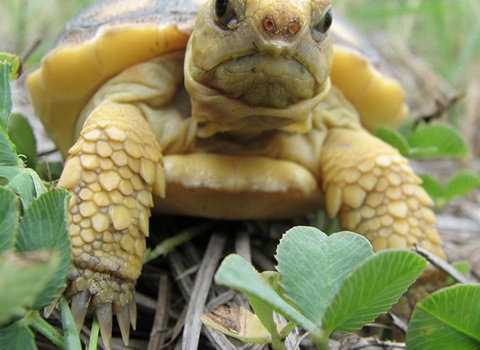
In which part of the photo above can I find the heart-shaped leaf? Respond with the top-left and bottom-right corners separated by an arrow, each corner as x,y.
407,124 -> 468,158
275,227 -> 374,325
376,126 -> 410,157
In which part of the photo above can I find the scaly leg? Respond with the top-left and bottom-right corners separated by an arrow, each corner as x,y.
320,127 -> 445,317
58,103 -> 165,347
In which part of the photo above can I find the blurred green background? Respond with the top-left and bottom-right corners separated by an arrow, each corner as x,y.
1,0 -> 479,155
1,0 -> 478,82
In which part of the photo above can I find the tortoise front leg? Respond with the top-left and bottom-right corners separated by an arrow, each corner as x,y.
58,103 -> 165,347
321,128 -> 445,319
320,127 -> 445,317
320,127 -> 444,258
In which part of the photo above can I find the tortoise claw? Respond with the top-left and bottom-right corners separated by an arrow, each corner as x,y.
65,269 -> 137,347
71,290 -> 91,332
67,285 -> 136,348
129,298 -> 137,330
96,302 -> 113,350
116,304 -> 131,345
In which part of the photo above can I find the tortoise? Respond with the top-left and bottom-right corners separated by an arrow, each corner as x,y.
27,0 -> 445,346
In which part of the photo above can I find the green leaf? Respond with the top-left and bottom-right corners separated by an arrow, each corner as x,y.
275,227 -> 374,325
323,250 -> 427,333
397,118 -> 417,138
0,132 -> 20,166
0,53 -> 23,80
16,189 -> 72,309
8,113 -> 38,168
0,320 -> 36,350
0,167 -> 37,209
446,261 -> 472,285
407,284 -> 480,350
451,261 -> 471,275
0,251 -> 60,324
444,170 -> 480,201
419,171 -> 480,210
375,126 -> 410,156
25,167 -> 48,198
0,187 -> 19,253
0,61 -> 12,129
407,124 -> 469,158
0,60 -> 22,166
214,254 -> 316,332
419,174 -> 444,201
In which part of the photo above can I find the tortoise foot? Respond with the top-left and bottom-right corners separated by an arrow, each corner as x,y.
321,128 -> 446,316
57,103 -> 165,347
321,127 -> 444,258
66,268 -> 136,347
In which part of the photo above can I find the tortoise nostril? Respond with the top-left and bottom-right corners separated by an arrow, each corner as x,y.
288,21 -> 300,35
261,15 -> 301,37
263,16 -> 275,32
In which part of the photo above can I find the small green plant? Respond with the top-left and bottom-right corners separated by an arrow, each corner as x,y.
203,226 -> 427,349
407,284 -> 480,350
377,122 -> 468,159
419,171 -> 480,211
376,122 -> 480,210
0,53 -> 78,350
0,53 -> 62,180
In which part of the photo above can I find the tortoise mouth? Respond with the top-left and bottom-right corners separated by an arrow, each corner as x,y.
203,52 -> 318,109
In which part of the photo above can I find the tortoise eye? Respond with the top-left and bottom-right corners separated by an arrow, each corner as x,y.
215,0 -> 228,18
322,10 -> 333,33
215,0 -> 237,29
313,9 -> 333,40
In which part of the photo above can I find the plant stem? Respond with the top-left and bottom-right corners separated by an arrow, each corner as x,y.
26,311 -> 66,350
271,335 -> 288,350
279,320 -> 297,338
88,315 -> 100,350
59,295 -> 82,350
311,328 -> 331,350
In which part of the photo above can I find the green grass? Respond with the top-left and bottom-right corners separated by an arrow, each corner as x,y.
336,0 -> 480,86
337,0 -> 480,139
0,0 -> 97,63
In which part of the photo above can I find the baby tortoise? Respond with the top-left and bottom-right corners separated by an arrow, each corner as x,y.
27,0 -> 444,346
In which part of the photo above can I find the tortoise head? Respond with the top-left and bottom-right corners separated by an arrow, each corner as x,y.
185,0 -> 334,137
